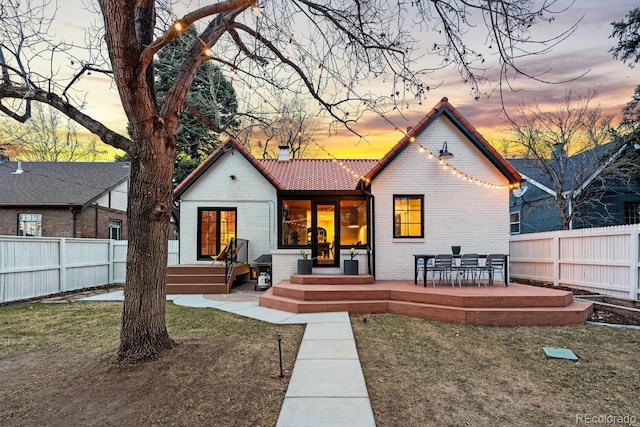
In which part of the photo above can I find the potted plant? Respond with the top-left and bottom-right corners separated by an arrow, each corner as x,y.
290,230 -> 300,245
297,249 -> 313,275
343,247 -> 359,275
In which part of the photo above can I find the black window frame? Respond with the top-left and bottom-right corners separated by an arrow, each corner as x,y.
393,195 -> 424,238
197,207 -> 237,261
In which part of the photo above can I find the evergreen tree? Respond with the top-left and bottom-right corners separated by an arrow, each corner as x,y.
155,26 -> 238,183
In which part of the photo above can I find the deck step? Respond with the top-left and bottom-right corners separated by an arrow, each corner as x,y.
258,281 -> 593,326
167,273 -> 226,284
166,283 -> 228,294
290,274 -> 374,285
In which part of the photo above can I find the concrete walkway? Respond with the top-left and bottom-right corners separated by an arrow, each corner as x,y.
78,289 -> 376,427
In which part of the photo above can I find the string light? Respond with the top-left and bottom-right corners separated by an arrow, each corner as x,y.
164,12 -> 518,192
251,4 -> 263,18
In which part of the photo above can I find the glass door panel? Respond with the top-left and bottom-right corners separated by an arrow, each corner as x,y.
314,203 -> 337,266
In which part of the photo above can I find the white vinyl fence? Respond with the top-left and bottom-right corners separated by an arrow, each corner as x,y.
0,237 -> 179,304
509,224 -> 640,300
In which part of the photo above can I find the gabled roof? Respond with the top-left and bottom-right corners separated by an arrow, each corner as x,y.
174,98 -> 521,197
0,161 -> 130,207
508,142 -> 619,195
173,138 -> 377,197
365,97 -> 521,183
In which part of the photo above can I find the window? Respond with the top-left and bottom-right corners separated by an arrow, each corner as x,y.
198,208 -> 236,260
18,214 -> 42,237
624,202 -> 640,224
393,195 -> 423,238
339,200 -> 367,246
510,211 -> 521,234
281,200 -> 311,246
109,219 -> 122,240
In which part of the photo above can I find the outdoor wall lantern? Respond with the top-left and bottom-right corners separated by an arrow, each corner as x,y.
438,141 -> 454,160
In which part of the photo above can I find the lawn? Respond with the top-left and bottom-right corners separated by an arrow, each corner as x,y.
2,302 -> 639,427
0,302 -> 304,427
351,313 -> 640,426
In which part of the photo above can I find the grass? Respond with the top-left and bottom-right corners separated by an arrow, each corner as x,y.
352,313 -> 640,426
3,302 -> 639,426
0,302 -> 304,427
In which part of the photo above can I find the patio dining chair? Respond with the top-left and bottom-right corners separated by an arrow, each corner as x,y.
453,253 -> 479,287
425,254 -> 454,287
479,254 -> 505,286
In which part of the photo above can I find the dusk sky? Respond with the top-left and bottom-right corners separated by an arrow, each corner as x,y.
54,0 -> 639,160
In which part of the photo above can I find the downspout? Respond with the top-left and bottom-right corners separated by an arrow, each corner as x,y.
95,204 -> 99,238
362,188 -> 375,278
69,206 -> 78,238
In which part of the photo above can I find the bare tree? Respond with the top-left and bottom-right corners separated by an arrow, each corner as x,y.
0,103 -> 105,161
0,0 -> 579,362
505,88 -> 635,230
251,98 -> 318,159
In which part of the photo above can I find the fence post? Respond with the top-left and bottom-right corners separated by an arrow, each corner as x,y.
631,229 -> 639,300
59,238 -> 67,293
553,235 -> 560,287
108,239 -> 114,285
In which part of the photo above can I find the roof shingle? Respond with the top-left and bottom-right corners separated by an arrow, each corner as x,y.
0,161 -> 130,206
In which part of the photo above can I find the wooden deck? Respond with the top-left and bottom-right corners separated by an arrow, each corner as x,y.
166,263 -> 250,294
259,275 -> 593,326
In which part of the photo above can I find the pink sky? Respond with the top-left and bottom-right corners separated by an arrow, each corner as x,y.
57,0 -> 639,160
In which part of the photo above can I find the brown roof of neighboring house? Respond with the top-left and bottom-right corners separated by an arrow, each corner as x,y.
173,98 -> 521,197
0,161 -> 130,207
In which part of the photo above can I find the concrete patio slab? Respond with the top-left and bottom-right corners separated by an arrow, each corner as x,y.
302,322 -> 355,340
285,359 -> 369,398
296,339 -> 359,360
276,397 -> 375,427
279,311 -> 351,324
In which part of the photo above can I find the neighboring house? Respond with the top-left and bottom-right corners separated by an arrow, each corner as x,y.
173,97 -> 521,283
0,160 -> 130,239
508,143 -> 640,234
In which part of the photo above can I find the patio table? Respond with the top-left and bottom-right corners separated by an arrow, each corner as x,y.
413,254 -> 508,287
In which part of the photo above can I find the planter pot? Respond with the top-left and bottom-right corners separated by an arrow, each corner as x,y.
451,246 -> 461,256
297,259 -> 313,275
343,259 -> 359,275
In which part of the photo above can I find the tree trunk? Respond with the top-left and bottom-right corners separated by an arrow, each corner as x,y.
116,131 -> 178,363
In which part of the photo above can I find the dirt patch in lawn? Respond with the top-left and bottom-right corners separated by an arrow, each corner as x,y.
0,302 -> 304,427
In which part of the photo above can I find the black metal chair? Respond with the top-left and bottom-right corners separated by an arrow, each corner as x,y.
454,253 -> 479,287
479,254 -> 505,286
425,254 -> 454,287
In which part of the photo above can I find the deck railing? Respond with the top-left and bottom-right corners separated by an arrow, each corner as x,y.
509,224 -> 640,300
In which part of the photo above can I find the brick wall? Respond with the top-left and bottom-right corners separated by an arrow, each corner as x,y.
177,148 -> 278,264
0,206 -> 127,239
371,116 -> 511,280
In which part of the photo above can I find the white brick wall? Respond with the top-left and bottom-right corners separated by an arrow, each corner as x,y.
177,149 -> 278,264
372,116 -> 510,280
176,116 -> 512,283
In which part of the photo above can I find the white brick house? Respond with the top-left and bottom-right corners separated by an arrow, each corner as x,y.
173,97 -> 521,283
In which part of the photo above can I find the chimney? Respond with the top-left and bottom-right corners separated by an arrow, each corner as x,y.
277,145 -> 290,162
12,160 -> 24,174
